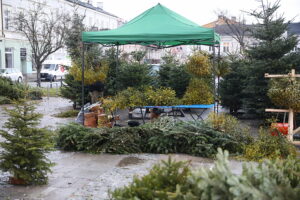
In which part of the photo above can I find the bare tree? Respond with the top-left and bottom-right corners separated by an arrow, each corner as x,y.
15,3 -> 70,86
215,11 -> 250,53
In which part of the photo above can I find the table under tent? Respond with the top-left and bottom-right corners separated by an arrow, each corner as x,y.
81,3 -> 220,124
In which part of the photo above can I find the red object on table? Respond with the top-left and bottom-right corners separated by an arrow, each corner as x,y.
271,123 -> 288,136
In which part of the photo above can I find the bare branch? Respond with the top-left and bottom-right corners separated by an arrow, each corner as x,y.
13,2 -> 70,86
215,11 -> 250,53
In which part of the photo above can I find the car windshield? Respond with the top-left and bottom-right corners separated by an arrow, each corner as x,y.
43,64 -> 56,70
0,69 -> 6,74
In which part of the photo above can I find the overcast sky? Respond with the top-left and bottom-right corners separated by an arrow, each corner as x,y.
100,0 -> 300,25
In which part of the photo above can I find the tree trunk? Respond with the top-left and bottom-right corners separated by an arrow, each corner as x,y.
89,90 -> 103,104
36,63 -> 42,87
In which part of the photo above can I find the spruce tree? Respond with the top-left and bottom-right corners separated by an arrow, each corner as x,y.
219,57 -> 247,115
158,53 -> 190,98
242,0 -> 300,116
60,73 -> 90,109
64,13 -> 107,103
0,99 -> 53,185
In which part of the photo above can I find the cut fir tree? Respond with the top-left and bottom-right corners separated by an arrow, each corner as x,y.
242,0 -> 300,116
0,100 -> 54,185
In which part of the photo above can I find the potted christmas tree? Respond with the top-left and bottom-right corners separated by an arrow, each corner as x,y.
0,99 -> 54,185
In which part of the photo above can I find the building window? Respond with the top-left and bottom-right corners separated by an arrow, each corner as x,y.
223,42 -> 229,52
4,9 -> 11,30
5,48 -> 13,68
20,48 -> 27,60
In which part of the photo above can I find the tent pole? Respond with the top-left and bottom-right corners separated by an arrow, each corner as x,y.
115,44 -> 119,93
81,42 -> 85,125
212,45 -> 216,113
217,45 -> 221,114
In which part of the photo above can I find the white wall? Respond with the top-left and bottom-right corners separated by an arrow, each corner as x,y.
0,0 -> 121,72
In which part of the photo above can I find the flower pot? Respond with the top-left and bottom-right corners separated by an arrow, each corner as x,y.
271,123 -> 288,136
9,177 -> 27,185
84,112 -> 97,128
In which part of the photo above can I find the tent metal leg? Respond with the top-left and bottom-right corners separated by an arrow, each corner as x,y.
115,44 -> 119,93
212,45 -> 216,113
217,45 -> 221,114
81,42 -> 85,125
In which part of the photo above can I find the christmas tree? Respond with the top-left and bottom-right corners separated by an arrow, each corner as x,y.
242,0 -> 300,116
0,99 -> 53,185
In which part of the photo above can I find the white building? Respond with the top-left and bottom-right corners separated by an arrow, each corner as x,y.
201,16 -> 300,55
287,22 -> 300,51
0,0 -> 122,75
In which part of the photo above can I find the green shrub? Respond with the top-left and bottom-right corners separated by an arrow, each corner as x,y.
158,64 -> 190,98
111,149 -> 300,200
0,96 -> 11,104
243,128 -> 297,161
0,76 -> 25,100
184,149 -> 300,200
268,77 -> 300,111
117,62 -> 153,91
60,73 -> 90,108
102,86 -> 179,111
111,157 -> 190,200
56,123 -> 92,151
56,118 -> 243,157
28,87 -> 43,100
99,127 -> 149,154
206,113 -> 253,145
182,78 -> 214,104
0,76 -> 43,102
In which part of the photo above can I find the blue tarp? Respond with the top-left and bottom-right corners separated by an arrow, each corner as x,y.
143,104 -> 214,109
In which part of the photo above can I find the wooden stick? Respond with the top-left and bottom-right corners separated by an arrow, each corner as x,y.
293,127 -> 300,134
265,108 -> 299,113
264,69 -> 300,78
265,108 -> 289,112
288,108 -> 294,142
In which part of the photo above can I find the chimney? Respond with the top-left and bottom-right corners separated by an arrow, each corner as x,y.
97,2 -> 103,9
231,16 -> 237,22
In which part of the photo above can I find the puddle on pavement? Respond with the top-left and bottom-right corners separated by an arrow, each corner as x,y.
117,156 -> 145,167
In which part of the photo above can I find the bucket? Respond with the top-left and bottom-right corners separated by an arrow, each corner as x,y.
271,123 -> 288,136
84,112 -> 97,128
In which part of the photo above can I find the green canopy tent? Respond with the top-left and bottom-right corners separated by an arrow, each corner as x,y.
82,3 -> 220,47
80,3 -> 220,124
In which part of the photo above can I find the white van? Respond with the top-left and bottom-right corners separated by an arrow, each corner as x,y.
40,60 -> 70,81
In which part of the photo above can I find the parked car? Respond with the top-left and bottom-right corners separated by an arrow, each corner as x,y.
0,68 -> 23,82
40,60 -> 70,81
149,64 -> 161,72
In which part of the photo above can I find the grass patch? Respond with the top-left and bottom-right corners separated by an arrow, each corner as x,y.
41,87 -> 61,97
54,110 -> 78,118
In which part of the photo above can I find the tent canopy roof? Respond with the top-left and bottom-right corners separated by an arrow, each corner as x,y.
82,3 -> 220,47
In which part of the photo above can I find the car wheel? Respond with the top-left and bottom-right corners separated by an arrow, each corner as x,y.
52,75 -> 56,82
17,77 -> 22,83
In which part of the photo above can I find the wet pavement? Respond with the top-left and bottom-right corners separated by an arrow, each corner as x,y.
0,97 -> 74,135
0,97 -> 246,200
0,151 -> 245,200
